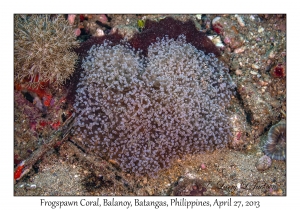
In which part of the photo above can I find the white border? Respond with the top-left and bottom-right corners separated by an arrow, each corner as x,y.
3,1 -> 298,209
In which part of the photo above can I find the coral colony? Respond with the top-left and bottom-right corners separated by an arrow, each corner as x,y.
263,121 -> 286,160
14,15 -> 79,88
73,35 -> 236,176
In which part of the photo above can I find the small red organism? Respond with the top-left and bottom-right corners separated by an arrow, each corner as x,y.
212,17 -> 224,35
15,79 -> 51,103
271,63 -> 286,78
230,130 -> 245,149
30,121 -> 37,131
15,83 -> 22,91
14,161 -> 25,180
39,121 -> 48,127
236,131 -> 242,141
43,94 -> 53,107
51,121 -> 61,130
80,14 -> 85,22
213,22 -> 224,34
200,163 -> 206,170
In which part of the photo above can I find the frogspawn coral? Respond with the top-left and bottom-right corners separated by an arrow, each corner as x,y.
73,35 -> 235,176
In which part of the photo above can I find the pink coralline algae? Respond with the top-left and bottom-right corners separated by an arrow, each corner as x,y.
200,163 -> 206,170
98,14 -> 108,24
68,14 -> 76,25
74,28 -> 81,37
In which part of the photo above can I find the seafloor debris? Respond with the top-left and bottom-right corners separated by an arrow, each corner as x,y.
173,178 -> 207,196
14,114 -> 76,182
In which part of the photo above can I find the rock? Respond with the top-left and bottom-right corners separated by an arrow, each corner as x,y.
195,14 -> 202,20
251,64 -> 260,70
212,16 -> 245,50
235,15 -> 245,27
250,71 -> 258,75
94,28 -> 104,37
110,25 -> 139,40
258,26 -> 264,33
208,35 -> 224,48
234,46 -> 246,54
235,69 -> 243,75
256,155 -> 272,171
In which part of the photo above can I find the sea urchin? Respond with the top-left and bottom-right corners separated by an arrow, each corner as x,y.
263,121 -> 286,160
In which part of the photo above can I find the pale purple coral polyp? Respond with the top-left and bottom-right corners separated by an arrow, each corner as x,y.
73,35 -> 236,176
